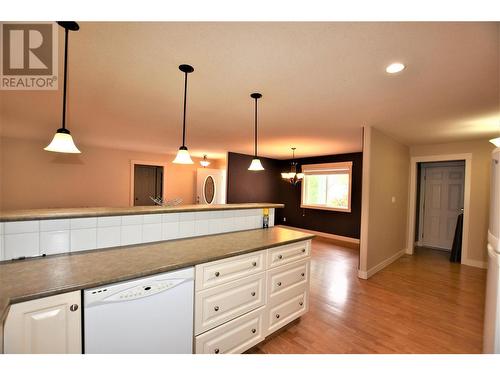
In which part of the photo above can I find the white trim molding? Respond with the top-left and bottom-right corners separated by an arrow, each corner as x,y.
357,248 -> 407,279
461,259 -> 488,269
277,225 -> 360,244
359,126 -> 371,276
407,153 -> 474,267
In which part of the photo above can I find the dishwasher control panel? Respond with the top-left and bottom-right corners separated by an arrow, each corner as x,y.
84,267 -> 194,307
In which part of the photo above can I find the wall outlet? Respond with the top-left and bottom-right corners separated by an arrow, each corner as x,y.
283,217 -> 287,222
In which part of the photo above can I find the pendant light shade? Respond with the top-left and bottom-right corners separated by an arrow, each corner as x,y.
44,21 -> 81,154
173,64 -> 195,164
490,137 -> 500,147
44,129 -> 81,153
248,93 -> 264,171
248,158 -> 265,171
173,146 -> 194,164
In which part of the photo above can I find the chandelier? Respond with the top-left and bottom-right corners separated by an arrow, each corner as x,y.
281,148 -> 304,185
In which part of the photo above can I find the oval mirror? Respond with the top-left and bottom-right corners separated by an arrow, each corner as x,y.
204,175 -> 216,204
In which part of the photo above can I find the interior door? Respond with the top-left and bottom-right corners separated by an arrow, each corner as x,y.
196,169 -> 225,205
134,165 -> 163,206
421,165 -> 465,250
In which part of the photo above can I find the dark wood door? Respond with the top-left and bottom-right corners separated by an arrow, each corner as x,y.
134,165 -> 163,206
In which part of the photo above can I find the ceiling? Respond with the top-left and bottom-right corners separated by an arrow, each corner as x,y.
1,22 -> 499,159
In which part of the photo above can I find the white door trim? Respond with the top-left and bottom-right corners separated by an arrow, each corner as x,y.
407,153 -> 472,266
129,160 -> 168,207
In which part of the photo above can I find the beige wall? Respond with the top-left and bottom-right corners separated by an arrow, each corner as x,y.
0,136 -> 222,210
360,127 -> 410,276
410,139 -> 495,263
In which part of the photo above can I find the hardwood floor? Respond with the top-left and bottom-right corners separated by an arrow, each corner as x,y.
248,238 -> 487,354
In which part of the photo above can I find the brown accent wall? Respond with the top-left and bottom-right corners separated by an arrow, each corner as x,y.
226,151 -> 362,239
226,152 -> 283,204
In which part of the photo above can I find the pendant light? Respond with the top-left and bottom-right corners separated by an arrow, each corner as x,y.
200,154 -> 210,167
281,147 -> 304,185
44,21 -> 81,153
248,93 -> 264,171
173,64 -> 195,164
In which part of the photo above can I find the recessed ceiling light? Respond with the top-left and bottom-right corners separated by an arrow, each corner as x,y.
386,62 -> 405,74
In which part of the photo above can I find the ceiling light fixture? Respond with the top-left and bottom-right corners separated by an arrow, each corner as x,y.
248,93 -> 264,171
44,21 -> 81,154
173,64 -> 195,164
385,62 -> 406,74
490,137 -> 500,147
281,147 -> 304,185
200,155 -> 210,168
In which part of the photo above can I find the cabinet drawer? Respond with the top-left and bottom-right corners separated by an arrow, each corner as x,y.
195,250 -> 265,291
267,240 -> 310,269
195,272 -> 266,335
267,285 -> 308,335
195,306 -> 265,354
267,259 -> 309,300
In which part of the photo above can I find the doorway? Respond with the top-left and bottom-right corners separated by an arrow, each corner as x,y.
133,164 -> 164,206
196,168 -> 226,205
416,161 -> 465,251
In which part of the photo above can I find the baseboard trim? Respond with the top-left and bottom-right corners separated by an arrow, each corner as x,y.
277,225 -> 360,244
462,258 -> 488,269
358,248 -> 407,280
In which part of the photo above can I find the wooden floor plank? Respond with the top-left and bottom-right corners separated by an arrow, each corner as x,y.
247,238 -> 486,354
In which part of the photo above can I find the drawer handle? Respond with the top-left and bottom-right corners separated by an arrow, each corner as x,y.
277,255 -> 283,260
301,272 -> 305,277
69,304 -> 79,312
277,282 -> 282,287
276,314 -> 280,319
252,261 -> 257,267
299,301 -> 304,306
215,271 -> 220,277
214,348 -> 220,354
214,306 -> 220,312
251,291 -> 256,296
252,328 -> 256,334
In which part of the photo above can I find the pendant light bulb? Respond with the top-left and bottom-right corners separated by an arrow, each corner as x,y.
248,92 -> 264,171
173,146 -> 194,164
173,64 -> 195,164
45,21 -> 81,154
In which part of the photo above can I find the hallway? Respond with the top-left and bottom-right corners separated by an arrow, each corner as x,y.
249,238 -> 487,353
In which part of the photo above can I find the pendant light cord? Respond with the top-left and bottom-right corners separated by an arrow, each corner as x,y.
61,27 -> 69,130
182,71 -> 188,147
254,96 -> 258,157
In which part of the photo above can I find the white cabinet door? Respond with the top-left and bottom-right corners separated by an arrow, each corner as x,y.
4,291 -> 82,354
267,241 -> 310,269
195,272 -> 266,335
195,250 -> 265,291
195,306 -> 265,354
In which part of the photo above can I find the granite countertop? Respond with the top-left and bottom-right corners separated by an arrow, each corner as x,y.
0,203 -> 284,222
0,226 -> 313,326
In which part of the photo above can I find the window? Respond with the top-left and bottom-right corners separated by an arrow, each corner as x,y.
300,162 -> 353,212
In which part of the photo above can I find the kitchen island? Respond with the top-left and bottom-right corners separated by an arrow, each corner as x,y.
0,221 -> 313,354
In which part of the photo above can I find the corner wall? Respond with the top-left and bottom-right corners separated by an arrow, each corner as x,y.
359,127 -> 409,278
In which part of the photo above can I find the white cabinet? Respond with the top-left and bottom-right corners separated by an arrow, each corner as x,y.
4,291 -> 82,354
195,306 -> 266,354
194,239 -> 311,353
195,272 -> 266,335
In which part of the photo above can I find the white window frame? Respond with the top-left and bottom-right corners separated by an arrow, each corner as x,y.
300,161 -> 353,213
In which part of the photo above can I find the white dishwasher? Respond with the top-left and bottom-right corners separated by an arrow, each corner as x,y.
84,267 -> 194,354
